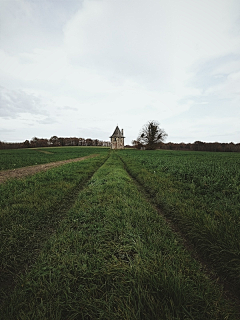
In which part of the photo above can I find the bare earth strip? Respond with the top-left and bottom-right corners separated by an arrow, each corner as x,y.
0,154 -> 99,184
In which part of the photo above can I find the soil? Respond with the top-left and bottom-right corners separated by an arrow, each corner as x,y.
0,154 -> 99,184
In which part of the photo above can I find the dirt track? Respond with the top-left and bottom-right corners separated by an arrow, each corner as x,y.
0,154 -> 98,184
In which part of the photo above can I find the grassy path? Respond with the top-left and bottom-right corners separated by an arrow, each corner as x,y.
0,153 -> 108,307
118,150 -> 240,298
0,147 -> 109,171
0,154 -> 99,184
1,153 -> 238,319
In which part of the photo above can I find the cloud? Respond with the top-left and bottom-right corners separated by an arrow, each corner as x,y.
63,0 -> 240,85
77,126 -> 110,140
63,0 -> 174,87
0,0 -> 82,54
179,53 -> 240,126
0,128 -> 15,134
0,48 -> 69,87
61,106 -> 78,111
0,86 -> 47,118
0,0 -> 240,144
38,117 -> 58,125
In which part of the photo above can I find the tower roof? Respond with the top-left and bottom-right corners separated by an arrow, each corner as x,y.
110,126 -> 124,138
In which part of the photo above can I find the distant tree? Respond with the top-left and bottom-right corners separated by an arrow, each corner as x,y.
58,137 -> 65,146
86,138 -> 93,146
37,138 -> 48,147
78,138 -> 86,146
132,140 -> 143,149
50,136 -> 59,146
72,137 -> 79,146
31,137 -> 38,143
23,140 -> 30,148
30,137 -> 39,148
93,139 -> 99,146
98,140 -> 103,146
137,120 -> 168,150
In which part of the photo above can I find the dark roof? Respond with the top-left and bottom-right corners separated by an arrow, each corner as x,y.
110,126 -> 124,138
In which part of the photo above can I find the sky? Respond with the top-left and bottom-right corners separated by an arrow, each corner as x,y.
0,0 -> 240,145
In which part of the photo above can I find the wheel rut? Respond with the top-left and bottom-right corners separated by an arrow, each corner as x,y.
0,154 -> 99,184
118,154 -> 240,314
0,154 -> 109,308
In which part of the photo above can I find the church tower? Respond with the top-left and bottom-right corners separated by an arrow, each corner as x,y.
110,126 -> 125,149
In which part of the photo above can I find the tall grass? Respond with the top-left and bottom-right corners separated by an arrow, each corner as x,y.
0,147 -> 109,171
2,153 -> 237,319
0,153 -> 108,306
119,149 -> 240,290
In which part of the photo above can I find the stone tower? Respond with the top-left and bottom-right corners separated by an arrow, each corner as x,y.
110,126 -> 125,149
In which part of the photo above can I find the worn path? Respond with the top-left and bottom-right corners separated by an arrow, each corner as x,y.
0,154 -> 99,184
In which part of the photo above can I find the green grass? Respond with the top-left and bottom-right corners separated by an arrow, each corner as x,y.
0,153 -> 108,305
0,147 -> 109,171
1,153 -> 238,319
118,149 -> 240,289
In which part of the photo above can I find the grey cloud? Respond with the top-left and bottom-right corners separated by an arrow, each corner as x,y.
190,54 -> 240,91
0,86 -> 47,118
0,0 -> 82,54
0,128 -> 15,133
176,54 -> 240,122
64,1 -> 173,89
38,117 -> 58,124
77,127 -> 110,140
61,106 -> 78,111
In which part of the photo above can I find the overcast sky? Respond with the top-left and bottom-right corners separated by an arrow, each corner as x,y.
0,0 -> 240,144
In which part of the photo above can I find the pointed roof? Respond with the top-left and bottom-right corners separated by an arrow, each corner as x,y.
110,126 -> 124,138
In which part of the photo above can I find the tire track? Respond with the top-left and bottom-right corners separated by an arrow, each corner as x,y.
0,154 -> 99,184
118,153 -> 240,314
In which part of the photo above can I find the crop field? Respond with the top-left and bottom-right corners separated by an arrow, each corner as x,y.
0,146 -> 109,171
119,150 -> 240,289
1,147 -> 240,319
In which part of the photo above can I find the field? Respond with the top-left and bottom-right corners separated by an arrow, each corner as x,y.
1,147 -> 240,319
119,150 -> 240,288
0,146 -> 109,171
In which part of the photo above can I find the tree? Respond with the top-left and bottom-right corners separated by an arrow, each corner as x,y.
30,137 -> 39,148
23,140 -> 30,148
137,120 -> 167,150
58,137 -> 66,146
132,139 -> 143,149
50,136 -> 59,146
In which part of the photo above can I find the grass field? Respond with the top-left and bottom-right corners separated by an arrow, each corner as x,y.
0,147 -> 109,171
1,148 -> 240,319
0,152 -> 109,308
119,149 -> 240,290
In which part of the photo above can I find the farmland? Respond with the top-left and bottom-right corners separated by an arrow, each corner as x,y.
119,150 -> 240,289
1,147 -> 240,319
0,146 -> 109,171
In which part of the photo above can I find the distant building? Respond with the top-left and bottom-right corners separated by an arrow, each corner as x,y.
110,126 -> 125,149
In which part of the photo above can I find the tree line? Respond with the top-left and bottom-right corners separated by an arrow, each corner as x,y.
132,120 -> 240,152
1,121 -> 239,152
132,140 -> 240,152
0,136 -> 111,149
161,141 -> 240,152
